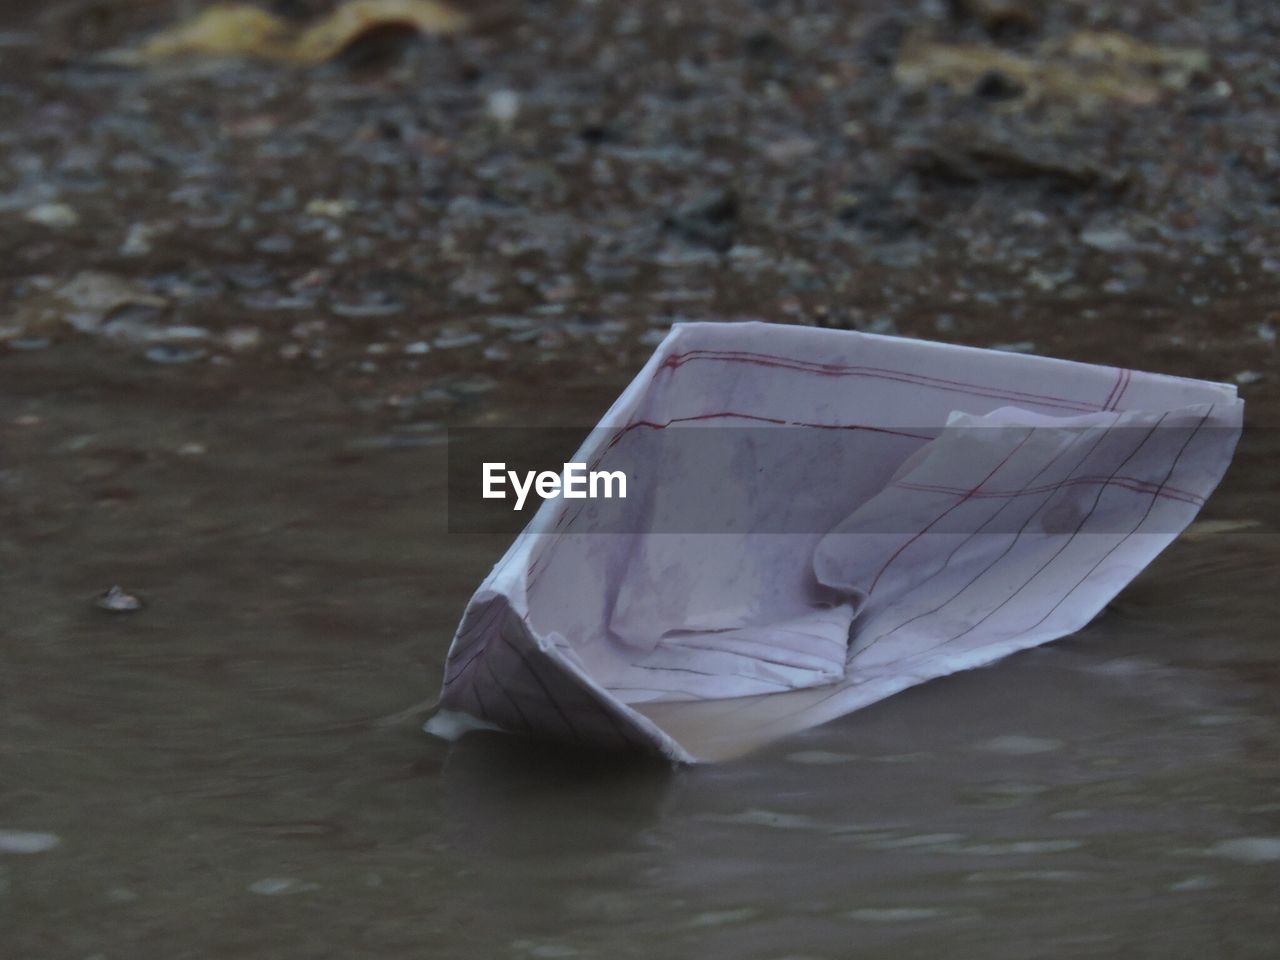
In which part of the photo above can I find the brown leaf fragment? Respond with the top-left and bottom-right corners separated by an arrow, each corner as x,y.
895,29 -> 1209,110
107,0 -> 468,66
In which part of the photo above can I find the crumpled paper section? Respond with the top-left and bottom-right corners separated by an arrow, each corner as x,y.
428,322 -> 1241,762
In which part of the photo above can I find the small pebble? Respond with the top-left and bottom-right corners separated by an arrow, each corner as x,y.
483,343 -> 512,362
24,203 -> 78,228
486,315 -> 537,332
446,374 -> 496,397
1081,225 -> 1139,253
487,90 -> 521,125
224,327 -> 262,351
304,198 -> 351,219
433,331 -> 483,350
255,234 -> 294,255
242,293 -> 315,312
120,223 -> 155,256
145,344 -> 206,365
155,325 -> 210,342
331,300 -> 402,318
95,585 -> 142,613
764,137 -> 817,164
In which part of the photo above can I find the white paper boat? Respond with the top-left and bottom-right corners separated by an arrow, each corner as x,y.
427,322 -> 1242,762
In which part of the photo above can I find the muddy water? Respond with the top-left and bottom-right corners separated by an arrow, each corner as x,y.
2,341 -> 1278,959
3,0 -> 1280,953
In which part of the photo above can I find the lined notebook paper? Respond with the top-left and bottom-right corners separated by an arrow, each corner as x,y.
427,322 -> 1242,762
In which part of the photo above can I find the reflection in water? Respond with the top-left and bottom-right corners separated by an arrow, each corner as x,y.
441,733 -> 675,857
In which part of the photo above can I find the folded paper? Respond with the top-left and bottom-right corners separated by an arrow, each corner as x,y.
427,322 -> 1242,762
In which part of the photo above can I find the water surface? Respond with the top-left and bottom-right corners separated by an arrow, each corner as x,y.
3,344 -> 1277,959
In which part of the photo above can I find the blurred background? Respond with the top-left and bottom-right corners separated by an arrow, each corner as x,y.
1,1 -> 1277,958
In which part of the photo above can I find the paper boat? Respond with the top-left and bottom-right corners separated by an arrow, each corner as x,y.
428,322 -> 1241,762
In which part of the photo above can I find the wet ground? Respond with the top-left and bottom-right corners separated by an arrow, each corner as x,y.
2,0 -> 1279,957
